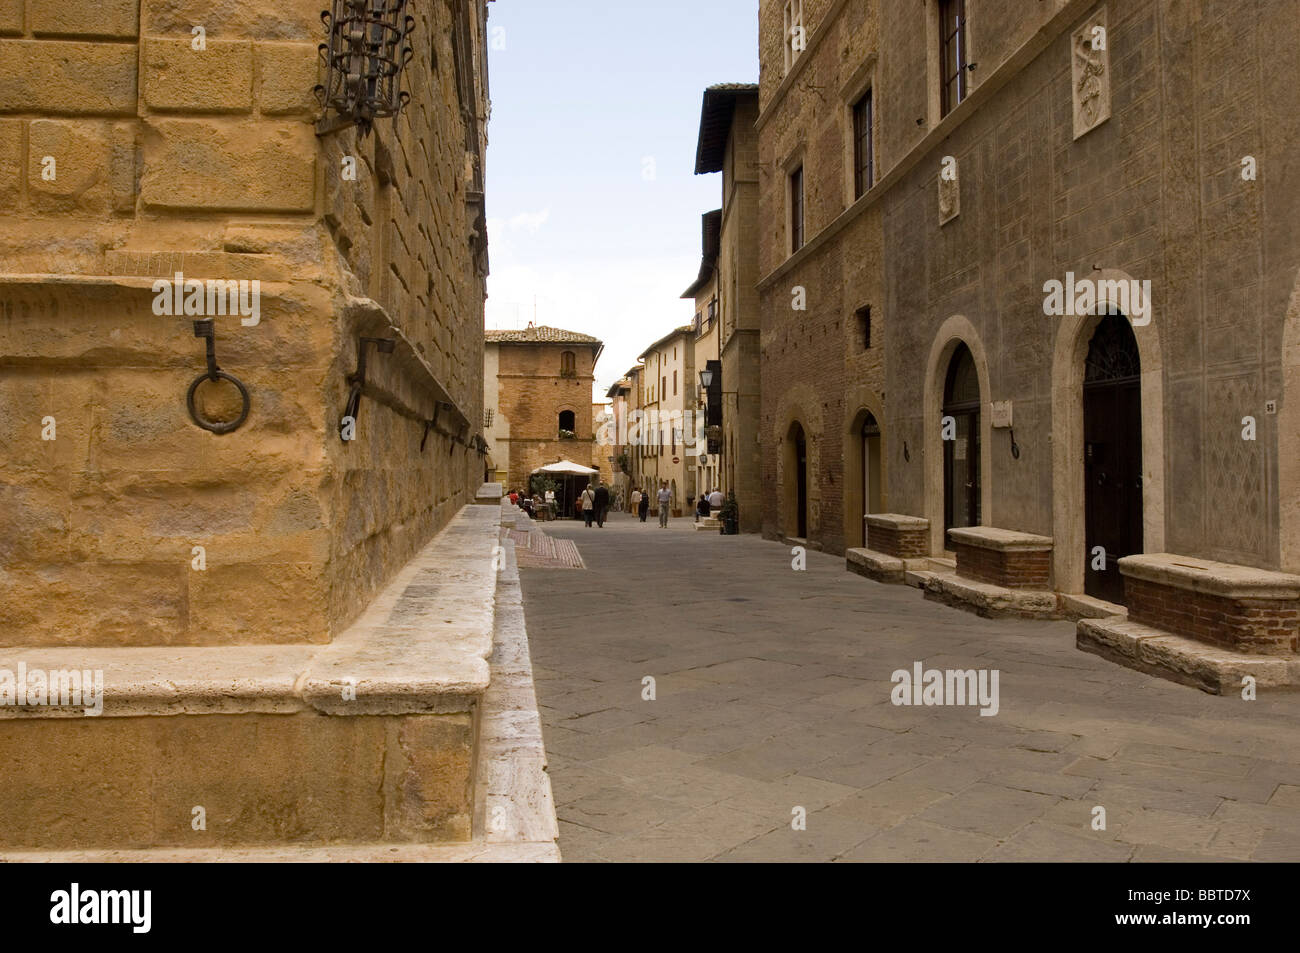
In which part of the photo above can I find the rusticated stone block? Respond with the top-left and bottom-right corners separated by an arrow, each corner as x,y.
140,118 -> 315,211
0,118 -> 20,209
32,0 -> 139,38
391,714 -> 476,842
255,41 -> 318,116
0,40 -> 138,115
27,118 -> 112,210
0,0 -> 21,37
143,37 -> 253,113
108,122 -> 137,212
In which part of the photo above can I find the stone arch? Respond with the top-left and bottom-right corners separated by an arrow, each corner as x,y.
1050,268 -> 1166,595
845,386 -> 887,548
774,384 -> 822,540
1279,270 -> 1300,572
923,315 -> 993,554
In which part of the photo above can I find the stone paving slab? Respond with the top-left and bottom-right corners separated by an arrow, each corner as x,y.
519,514 -> 1300,862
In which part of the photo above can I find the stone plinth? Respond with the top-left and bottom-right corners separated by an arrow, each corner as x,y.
0,505 -> 501,850
950,527 -> 1053,590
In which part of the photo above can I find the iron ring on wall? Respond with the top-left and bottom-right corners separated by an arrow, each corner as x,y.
186,371 -> 251,434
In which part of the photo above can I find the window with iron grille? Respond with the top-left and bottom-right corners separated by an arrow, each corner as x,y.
853,89 -> 873,198
857,305 -> 872,350
939,0 -> 968,117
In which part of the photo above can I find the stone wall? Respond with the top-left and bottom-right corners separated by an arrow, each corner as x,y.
0,0 -> 490,646
756,0 -> 885,554
494,342 -> 599,487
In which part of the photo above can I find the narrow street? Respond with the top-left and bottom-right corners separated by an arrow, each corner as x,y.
521,514 -> 1300,862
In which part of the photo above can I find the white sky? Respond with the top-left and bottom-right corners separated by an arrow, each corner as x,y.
483,0 -> 759,401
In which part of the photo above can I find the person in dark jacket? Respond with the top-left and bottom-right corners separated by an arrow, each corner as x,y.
594,483 -> 610,527
637,487 -> 650,522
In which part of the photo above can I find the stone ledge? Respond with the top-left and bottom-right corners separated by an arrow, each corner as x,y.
1119,553 -> 1300,601
1078,617 -> 1300,695
0,504 -> 498,719
866,513 -> 929,531
947,526 -> 1053,552
924,572 -> 1061,620
475,482 -> 503,504
1060,592 -> 1127,621
846,547 -> 931,585
0,842 -> 561,863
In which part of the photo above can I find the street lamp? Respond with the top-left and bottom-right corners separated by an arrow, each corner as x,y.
314,0 -> 415,137
699,368 -> 714,389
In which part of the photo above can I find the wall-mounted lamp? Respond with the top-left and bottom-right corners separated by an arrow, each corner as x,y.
314,0 -> 415,137
699,368 -> 715,389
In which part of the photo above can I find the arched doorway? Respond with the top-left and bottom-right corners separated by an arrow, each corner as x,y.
1083,310 -> 1143,603
786,422 -> 809,539
942,343 -> 980,542
859,412 -> 882,545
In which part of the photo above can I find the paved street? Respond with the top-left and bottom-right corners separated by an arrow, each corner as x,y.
520,513 -> 1300,862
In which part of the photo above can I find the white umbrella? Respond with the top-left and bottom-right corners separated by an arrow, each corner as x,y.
533,460 -> 598,475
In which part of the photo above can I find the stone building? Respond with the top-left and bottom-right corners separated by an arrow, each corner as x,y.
755,1 -> 885,552
638,325 -> 696,515
484,325 -> 603,490
683,213 -> 723,499
757,0 -> 1300,690
0,0 -> 500,847
687,82 -> 763,532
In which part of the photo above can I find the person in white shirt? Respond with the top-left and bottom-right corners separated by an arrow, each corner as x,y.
709,488 -> 724,510
656,482 -> 672,528
581,483 -> 596,527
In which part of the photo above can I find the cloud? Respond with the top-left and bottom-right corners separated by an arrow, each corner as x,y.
506,208 -> 551,233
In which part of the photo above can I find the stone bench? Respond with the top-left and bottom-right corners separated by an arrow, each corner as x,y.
847,514 -> 932,584
950,526 -> 1053,589
1078,553 -> 1300,694
0,505 -> 500,851
1120,554 -> 1300,656
924,527 -> 1060,619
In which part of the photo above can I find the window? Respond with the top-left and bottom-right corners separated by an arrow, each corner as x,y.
939,0 -> 968,117
694,312 -> 702,334
662,376 -> 667,399
707,297 -> 717,326
673,371 -> 677,396
790,165 -> 805,253
560,350 -> 576,377
853,89 -> 873,198
558,410 -> 575,436
783,0 -> 805,74
857,305 -> 872,349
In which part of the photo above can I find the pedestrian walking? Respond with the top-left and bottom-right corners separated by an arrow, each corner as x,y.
656,482 -> 672,528
637,487 -> 649,523
594,483 -> 610,527
581,483 -> 596,527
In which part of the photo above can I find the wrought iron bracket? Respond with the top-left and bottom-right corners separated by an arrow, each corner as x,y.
186,319 -> 250,435
341,336 -> 395,441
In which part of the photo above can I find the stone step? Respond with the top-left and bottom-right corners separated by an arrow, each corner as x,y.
1078,616 -> 1300,695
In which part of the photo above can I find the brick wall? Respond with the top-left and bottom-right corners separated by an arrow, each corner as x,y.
1126,576 -> 1300,657
868,524 -> 928,560
955,542 -> 1051,590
